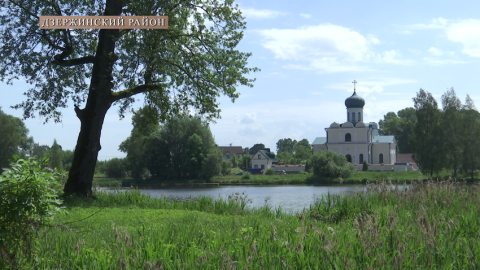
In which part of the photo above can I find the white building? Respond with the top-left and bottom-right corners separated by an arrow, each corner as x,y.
312,81 -> 397,166
251,149 -> 279,171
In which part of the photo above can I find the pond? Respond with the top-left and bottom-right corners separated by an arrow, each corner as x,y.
131,185 -> 370,213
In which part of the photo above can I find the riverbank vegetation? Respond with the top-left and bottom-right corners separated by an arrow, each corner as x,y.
5,179 -> 479,269
93,169 -> 478,188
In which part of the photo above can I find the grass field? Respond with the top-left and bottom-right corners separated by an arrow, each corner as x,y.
14,179 -> 478,269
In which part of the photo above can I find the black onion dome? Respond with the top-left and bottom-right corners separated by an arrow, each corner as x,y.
345,91 -> 365,108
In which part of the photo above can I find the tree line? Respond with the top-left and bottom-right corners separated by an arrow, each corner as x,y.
380,88 -> 480,179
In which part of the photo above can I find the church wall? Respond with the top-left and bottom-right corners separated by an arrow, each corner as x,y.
312,144 -> 327,154
326,144 -> 369,164
372,143 -> 396,164
326,127 -> 369,143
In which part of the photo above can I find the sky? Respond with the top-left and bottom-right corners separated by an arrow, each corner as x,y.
2,0 -> 480,160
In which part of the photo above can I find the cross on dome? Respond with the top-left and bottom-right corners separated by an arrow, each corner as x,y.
352,80 -> 357,93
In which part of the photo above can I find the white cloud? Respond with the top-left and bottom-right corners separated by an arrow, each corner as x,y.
410,17 -> 448,29
376,50 -> 414,65
300,13 -> 311,19
257,24 -> 414,72
257,24 -> 377,72
241,8 -> 285,19
427,47 -> 443,56
240,113 -> 256,124
329,78 -> 417,98
446,19 -> 480,57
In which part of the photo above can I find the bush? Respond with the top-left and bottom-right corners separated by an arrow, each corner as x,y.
309,151 -> 354,179
241,172 -> 251,180
362,160 -> 369,171
265,168 -> 276,175
104,158 -> 125,178
0,158 -> 64,268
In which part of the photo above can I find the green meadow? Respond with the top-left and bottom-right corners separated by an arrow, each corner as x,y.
20,179 -> 480,269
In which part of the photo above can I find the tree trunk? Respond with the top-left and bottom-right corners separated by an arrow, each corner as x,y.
63,0 -> 122,197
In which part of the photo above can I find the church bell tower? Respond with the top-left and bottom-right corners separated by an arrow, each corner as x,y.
344,80 -> 365,125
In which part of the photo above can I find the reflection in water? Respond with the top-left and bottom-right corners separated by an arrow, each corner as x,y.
135,185 -> 369,213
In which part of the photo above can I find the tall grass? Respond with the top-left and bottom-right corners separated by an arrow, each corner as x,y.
19,180 -> 480,269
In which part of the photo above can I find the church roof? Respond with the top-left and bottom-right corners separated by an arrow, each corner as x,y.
312,137 -> 327,145
345,90 -> 365,108
372,135 -> 395,144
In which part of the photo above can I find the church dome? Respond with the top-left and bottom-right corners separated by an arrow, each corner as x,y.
342,122 -> 354,128
345,91 -> 365,108
330,122 -> 340,128
355,122 -> 366,128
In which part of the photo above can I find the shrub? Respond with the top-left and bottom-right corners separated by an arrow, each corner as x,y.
309,151 -> 354,179
241,172 -> 251,180
104,158 -> 125,178
362,160 -> 369,171
0,158 -> 64,268
265,168 -> 276,175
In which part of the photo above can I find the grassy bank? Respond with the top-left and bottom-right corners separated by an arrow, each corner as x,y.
20,180 -> 480,269
113,170 -> 474,188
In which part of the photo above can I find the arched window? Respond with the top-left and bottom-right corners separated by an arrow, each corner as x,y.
345,133 -> 351,142
359,154 -> 364,164
358,112 -> 361,122
346,154 -> 352,163
379,153 -> 384,164
352,112 -> 355,122
347,112 -> 350,121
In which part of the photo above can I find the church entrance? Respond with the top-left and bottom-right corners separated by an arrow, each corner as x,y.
346,154 -> 352,163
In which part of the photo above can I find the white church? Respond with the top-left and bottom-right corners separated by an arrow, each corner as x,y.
312,81 -> 397,167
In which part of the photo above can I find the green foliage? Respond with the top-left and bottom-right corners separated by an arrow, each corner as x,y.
276,138 -> 296,154
119,106 -> 160,179
276,138 -> 311,164
379,107 -> 416,153
277,151 -> 295,164
309,151 -> 354,179
221,160 -> 230,176
104,158 -> 125,179
265,168 -> 276,175
240,154 -> 252,170
31,143 -> 50,159
62,150 -> 74,172
48,139 -> 63,171
0,158 -> 64,268
248,143 -> 266,155
145,115 -> 222,180
0,108 -> 32,171
411,89 -> 444,176
1,0 -> 257,196
362,160 -> 369,171
241,172 -> 251,180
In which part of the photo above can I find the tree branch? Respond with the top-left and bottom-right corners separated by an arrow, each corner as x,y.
53,55 -> 95,66
110,84 -> 164,102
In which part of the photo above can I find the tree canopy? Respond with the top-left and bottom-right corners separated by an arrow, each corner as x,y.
0,108 -> 33,171
143,115 -> 222,180
378,107 -> 416,153
0,0 -> 257,196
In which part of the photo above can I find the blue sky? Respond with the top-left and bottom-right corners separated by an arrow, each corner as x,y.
2,0 -> 480,159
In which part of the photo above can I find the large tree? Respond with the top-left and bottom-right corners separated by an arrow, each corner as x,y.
411,89 -> 443,176
461,95 -> 480,180
0,0 -> 257,196
441,88 -> 463,177
0,108 -> 33,170
144,115 -> 222,180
